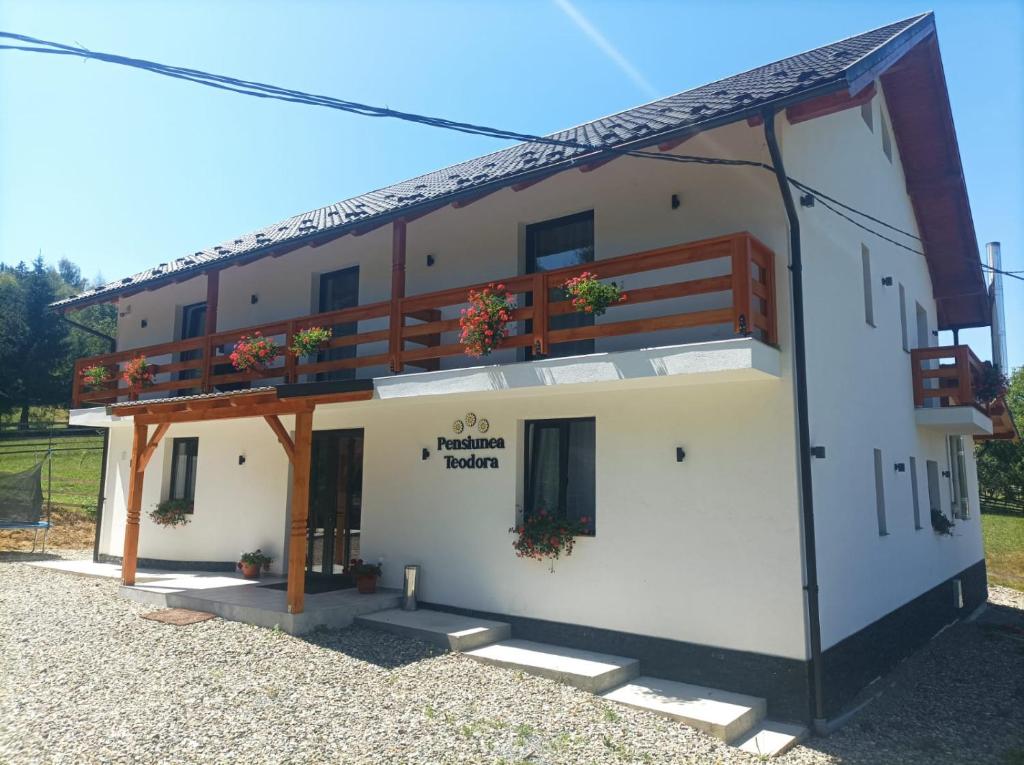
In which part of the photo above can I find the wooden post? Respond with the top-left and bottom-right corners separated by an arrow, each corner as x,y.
389,219 -> 407,373
910,350 -> 925,408
122,421 -> 148,586
284,320 -> 298,383
532,272 -> 549,356
287,408 -> 314,614
202,269 -> 220,393
730,236 -> 752,336
956,345 -> 972,406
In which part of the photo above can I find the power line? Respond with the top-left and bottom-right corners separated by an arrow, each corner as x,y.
0,30 -> 1011,281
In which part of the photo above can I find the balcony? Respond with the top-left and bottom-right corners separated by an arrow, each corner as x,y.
910,345 -> 1018,440
71,232 -> 778,407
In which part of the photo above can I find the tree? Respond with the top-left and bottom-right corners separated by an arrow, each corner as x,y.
976,365 -> 1024,505
0,256 -> 116,427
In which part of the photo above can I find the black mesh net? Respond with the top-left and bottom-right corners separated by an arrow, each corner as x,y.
0,462 -> 45,524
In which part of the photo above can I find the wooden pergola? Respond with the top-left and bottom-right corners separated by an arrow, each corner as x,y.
109,387 -> 372,614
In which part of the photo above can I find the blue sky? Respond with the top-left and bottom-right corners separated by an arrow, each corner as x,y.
1,0 -> 1020,369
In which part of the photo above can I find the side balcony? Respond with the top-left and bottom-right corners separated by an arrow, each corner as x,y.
910,345 -> 1018,441
71,232 -> 779,407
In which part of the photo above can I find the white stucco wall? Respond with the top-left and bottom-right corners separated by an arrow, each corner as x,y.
782,83 -> 986,651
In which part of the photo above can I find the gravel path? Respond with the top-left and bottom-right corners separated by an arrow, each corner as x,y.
2,552 -> 1022,764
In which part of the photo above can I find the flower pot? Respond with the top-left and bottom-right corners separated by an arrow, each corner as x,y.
356,575 -> 377,594
239,562 -> 262,579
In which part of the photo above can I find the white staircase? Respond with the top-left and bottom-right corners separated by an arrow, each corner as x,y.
358,608 -> 806,756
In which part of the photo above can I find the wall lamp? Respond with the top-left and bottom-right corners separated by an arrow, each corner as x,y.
676,447 -> 686,463
881,276 -> 894,286
894,462 -> 906,473
671,194 -> 681,210
238,454 -> 246,466
811,446 -> 827,459
426,254 -> 436,267
250,294 -> 259,304
799,193 -> 815,208
422,448 -> 430,461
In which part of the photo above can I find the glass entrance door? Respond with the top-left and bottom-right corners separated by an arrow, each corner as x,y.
317,266 -> 360,381
525,210 -> 595,358
176,301 -> 206,395
307,429 -> 364,578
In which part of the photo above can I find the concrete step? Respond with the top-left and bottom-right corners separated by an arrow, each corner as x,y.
356,608 -> 511,652
734,720 -> 808,758
465,639 -> 639,694
601,676 -> 766,742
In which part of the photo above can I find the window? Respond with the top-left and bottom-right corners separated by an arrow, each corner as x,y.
524,418 -> 595,534
880,113 -> 893,163
909,456 -> 922,530
860,100 -> 873,131
168,437 -> 199,507
861,245 -> 875,326
948,436 -> 970,519
318,266 -> 360,381
873,448 -> 887,536
898,283 -> 909,352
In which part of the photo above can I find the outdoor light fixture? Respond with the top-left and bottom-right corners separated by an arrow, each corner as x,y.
676,447 -> 686,462
426,254 -> 436,267
238,455 -> 246,466
894,462 -> 906,472
140,319 -> 148,328
422,448 -> 430,461
811,446 -> 827,459
799,193 -> 815,207
250,294 -> 259,304
671,194 -> 681,210
881,276 -> 894,286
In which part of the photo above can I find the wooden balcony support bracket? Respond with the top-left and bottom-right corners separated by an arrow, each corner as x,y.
287,408 -> 314,615
264,414 -> 296,464
389,219 -> 407,373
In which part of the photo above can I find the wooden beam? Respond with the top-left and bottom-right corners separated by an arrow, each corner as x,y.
137,422 -> 170,472
785,82 -> 876,125
657,134 -> 694,152
511,171 -> 559,192
287,408 -> 313,614
122,421 -> 148,586
264,415 -> 295,464
389,219 -> 407,373
205,269 -> 220,334
132,401 -> 314,426
579,156 -> 615,173
450,190 -> 497,209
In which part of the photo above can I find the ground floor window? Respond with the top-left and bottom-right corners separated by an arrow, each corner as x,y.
168,437 -> 199,509
524,417 -> 595,534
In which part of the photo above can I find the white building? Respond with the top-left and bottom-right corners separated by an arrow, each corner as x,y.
59,13 -> 1017,727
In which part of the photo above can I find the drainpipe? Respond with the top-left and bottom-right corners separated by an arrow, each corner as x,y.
60,315 -> 117,352
762,110 -> 826,730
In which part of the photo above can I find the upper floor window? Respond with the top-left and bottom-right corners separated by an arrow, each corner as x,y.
169,437 -> 199,506
880,113 -> 893,163
525,211 -> 595,358
861,245 -> 875,327
898,283 -> 909,352
524,417 -> 595,534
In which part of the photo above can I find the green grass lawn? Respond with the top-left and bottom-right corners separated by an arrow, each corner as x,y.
982,512 -> 1024,591
0,433 -> 105,514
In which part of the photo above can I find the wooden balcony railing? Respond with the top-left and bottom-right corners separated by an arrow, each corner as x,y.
910,344 -> 986,409
71,232 -> 777,406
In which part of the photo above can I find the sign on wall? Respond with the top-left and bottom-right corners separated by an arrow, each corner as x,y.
437,412 -> 505,469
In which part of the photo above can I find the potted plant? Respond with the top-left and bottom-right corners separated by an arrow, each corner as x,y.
122,356 -> 156,391
149,499 -> 192,528
229,331 -> 282,372
510,509 -> 590,567
81,364 -> 111,391
561,271 -> 627,316
237,549 -> 273,579
350,558 -> 382,593
459,283 -> 516,357
290,326 -> 333,357
974,361 -> 1008,405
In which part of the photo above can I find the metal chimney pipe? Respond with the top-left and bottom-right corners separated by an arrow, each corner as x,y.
987,242 -> 1009,372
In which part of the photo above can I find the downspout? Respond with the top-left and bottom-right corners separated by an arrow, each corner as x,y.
60,315 -> 117,351
762,110 -> 826,729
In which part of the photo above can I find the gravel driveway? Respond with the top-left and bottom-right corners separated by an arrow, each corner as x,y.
2,551 -> 1023,765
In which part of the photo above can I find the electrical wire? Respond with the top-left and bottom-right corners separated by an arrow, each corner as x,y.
1,30 -> 1017,282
